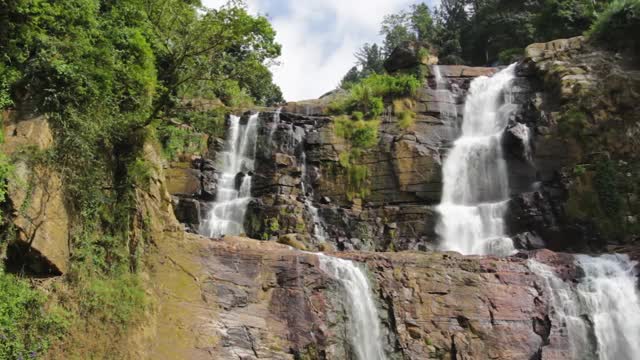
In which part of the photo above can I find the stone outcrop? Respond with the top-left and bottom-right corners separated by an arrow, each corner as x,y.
1,113 -> 70,275
513,36 -> 640,249
144,234 -> 588,360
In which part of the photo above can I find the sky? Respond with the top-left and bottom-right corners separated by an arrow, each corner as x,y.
202,0 -> 440,101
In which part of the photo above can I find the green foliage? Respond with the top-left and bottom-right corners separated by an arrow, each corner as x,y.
127,158 -> 153,190
588,0 -> 640,59
361,73 -> 421,98
0,127 -> 13,221
157,124 -> 207,161
269,218 -> 280,232
148,0 -> 283,110
0,271 -> 68,359
333,116 -> 379,200
340,43 -> 386,88
565,157 -> 637,242
334,116 -> 379,149
594,158 -> 624,218
332,73 -> 420,118
431,0 -> 611,65
498,48 -> 524,65
338,151 -> 371,200
536,0 -> 604,40
398,110 -> 417,129
558,106 -> 590,140
176,109 -> 226,139
0,0 -> 282,354
381,3 -> 436,54
76,273 -> 146,326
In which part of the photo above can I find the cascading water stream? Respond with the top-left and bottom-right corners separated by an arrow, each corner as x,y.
200,113 -> 260,237
432,65 -> 458,122
317,254 -> 387,360
436,65 -> 517,256
300,151 -> 327,242
268,107 -> 281,145
528,254 -> 640,360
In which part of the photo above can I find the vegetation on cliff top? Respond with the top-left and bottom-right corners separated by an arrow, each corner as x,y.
341,0 -> 617,75
588,0 -> 640,61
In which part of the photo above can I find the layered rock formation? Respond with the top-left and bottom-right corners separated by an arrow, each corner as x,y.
146,233 -> 568,360
139,36 -> 640,359
510,36 -> 640,250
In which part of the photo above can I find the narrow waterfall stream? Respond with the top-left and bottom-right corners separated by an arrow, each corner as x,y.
436,65 -> 517,256
317,254 -> 387,360
301,151 -> 327,242
200,113 -> 260,237
529,255 -> 640,360
432,65 -> 458,122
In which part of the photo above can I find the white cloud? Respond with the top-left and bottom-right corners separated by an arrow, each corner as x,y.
202,0 -> 439,101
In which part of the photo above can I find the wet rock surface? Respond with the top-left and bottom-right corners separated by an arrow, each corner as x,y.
150,235 -> 576,360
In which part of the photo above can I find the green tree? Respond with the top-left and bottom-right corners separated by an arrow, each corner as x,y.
381,3 -> 436,55
143,0 -> 282,113
411,2 -> 436,44
381,11 -> 414,55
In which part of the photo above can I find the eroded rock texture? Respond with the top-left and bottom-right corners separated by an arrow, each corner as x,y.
1,113 -> 70,275
149,235 -> 569,360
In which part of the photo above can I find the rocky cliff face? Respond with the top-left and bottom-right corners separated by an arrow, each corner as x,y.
3,36 -> 632,359
165,37 -> 639,256
1,112 -> 70,275
146,233 -> 571,360
510,36 -> 640,251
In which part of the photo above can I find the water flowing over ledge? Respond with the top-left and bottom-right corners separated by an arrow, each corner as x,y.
529,254 -> 640,360
317,254 -> 387,360
200,113 -> 260,237
437,64 -> 518,256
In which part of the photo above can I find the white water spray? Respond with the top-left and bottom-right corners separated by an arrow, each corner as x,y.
529,254 -> 640,360
432,65 -> 458,122
317,254 -> 387,360
200,113 -> 259,237
436,65 -> 517,256
268,107 -> 281,146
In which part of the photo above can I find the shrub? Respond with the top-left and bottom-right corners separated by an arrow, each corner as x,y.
329,73 -> 421,118
398,110 -> 416,129
77,273 -> 146,326
338,151 -> 371,200
588,0 -> 640,59
0,272 -> 68,359
348,84 -> 385,118
334,116 -> 379,149
157,124 -> 207,160
176,109 -> 226,139
498,48 -> 524,65
360,73 -> 421,98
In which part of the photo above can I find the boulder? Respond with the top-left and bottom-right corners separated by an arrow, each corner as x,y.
173,197 -> 201,228
512,232 -> 546,250
1,115 -> 70,275
165,165 -> 201,196
503,122 -> 532,162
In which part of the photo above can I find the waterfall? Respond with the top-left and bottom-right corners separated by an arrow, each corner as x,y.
301,151 -> 327,242
317,254 -> 387,360
431,65 -> 458,122
436,65 -> 517,256
268,107 -> 281,145
200,113 -> 259,237
529,255 -> 640,360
